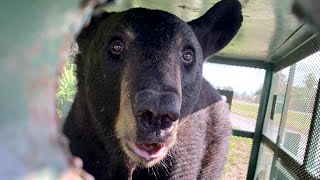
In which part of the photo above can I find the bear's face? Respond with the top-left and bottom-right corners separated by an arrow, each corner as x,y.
76,0 -> 242,168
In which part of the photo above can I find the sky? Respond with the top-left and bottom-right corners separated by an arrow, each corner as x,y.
293,51 -> 320,87
203,63 -> 265,94
203,51 -> 320,94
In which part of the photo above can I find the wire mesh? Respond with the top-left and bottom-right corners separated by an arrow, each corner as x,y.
304,79 -> 320,179
222,136 -> 253,180
203,63 -> 266,132
271,159 -> 295,180
263,67 -> 290,143
258,37 -> 320,179
278,51 -> 320,164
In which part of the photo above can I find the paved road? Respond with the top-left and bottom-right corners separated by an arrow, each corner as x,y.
230,112 -> 280,142
230,113 -> 256,132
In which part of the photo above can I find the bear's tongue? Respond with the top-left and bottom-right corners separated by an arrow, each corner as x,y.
137,143 -> 163,154
127,142 -> 166,160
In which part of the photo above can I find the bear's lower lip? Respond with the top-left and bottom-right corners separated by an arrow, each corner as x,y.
126,141 -> 167,161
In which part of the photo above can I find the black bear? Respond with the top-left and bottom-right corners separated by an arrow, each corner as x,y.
63,0 -> 242,179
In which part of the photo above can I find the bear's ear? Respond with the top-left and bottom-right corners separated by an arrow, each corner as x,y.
188,0 -> 243,59
76,12 -> 111,53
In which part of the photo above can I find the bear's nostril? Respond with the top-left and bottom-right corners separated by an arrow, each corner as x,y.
160,114 -> 174,129
137,111 -> 177,129
161,114 -> 173,122
137,111 -> 153,125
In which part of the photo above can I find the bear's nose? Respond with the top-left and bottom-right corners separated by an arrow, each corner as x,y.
134,90 -> 180,130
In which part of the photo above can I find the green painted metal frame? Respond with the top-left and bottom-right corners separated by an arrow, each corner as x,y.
246,65 -> 273,180
262,135 -> 315,179
272,33 -> 320,72
232,129 -> 254,139
207,56 -> 272,69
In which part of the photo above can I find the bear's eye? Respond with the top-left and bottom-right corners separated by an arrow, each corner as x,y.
182,50 -> 193,63
110,40 -> 124,55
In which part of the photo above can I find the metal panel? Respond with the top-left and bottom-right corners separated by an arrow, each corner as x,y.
0,0 -> 108,178
247,66 -> 273,180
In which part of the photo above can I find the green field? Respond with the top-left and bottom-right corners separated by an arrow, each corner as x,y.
231,101 -> 259,120
231,100 -> 312,132
223,136 -> 252,180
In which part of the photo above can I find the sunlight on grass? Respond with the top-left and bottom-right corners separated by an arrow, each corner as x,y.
231,100 -> 259,120
56,62 -> 77,118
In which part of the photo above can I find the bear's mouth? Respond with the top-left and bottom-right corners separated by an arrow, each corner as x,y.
126,141 -> 167,161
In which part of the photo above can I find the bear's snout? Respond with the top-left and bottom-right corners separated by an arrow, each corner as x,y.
134,90 -> 180,131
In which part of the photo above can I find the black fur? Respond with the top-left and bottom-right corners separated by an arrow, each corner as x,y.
63,0 -> 242,179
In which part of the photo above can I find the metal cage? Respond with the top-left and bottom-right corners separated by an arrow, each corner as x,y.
1,0 -> 319,179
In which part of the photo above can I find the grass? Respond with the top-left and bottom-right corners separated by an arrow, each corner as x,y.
231,100 -> 259,120
223,136 -> 253,180
56,62 -> 77,118
231,100 -> 312,132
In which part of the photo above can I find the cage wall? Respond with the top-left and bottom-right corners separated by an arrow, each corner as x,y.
255,35 -> 320,180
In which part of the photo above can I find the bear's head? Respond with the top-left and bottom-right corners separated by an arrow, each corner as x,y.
75,0 -> 242,168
